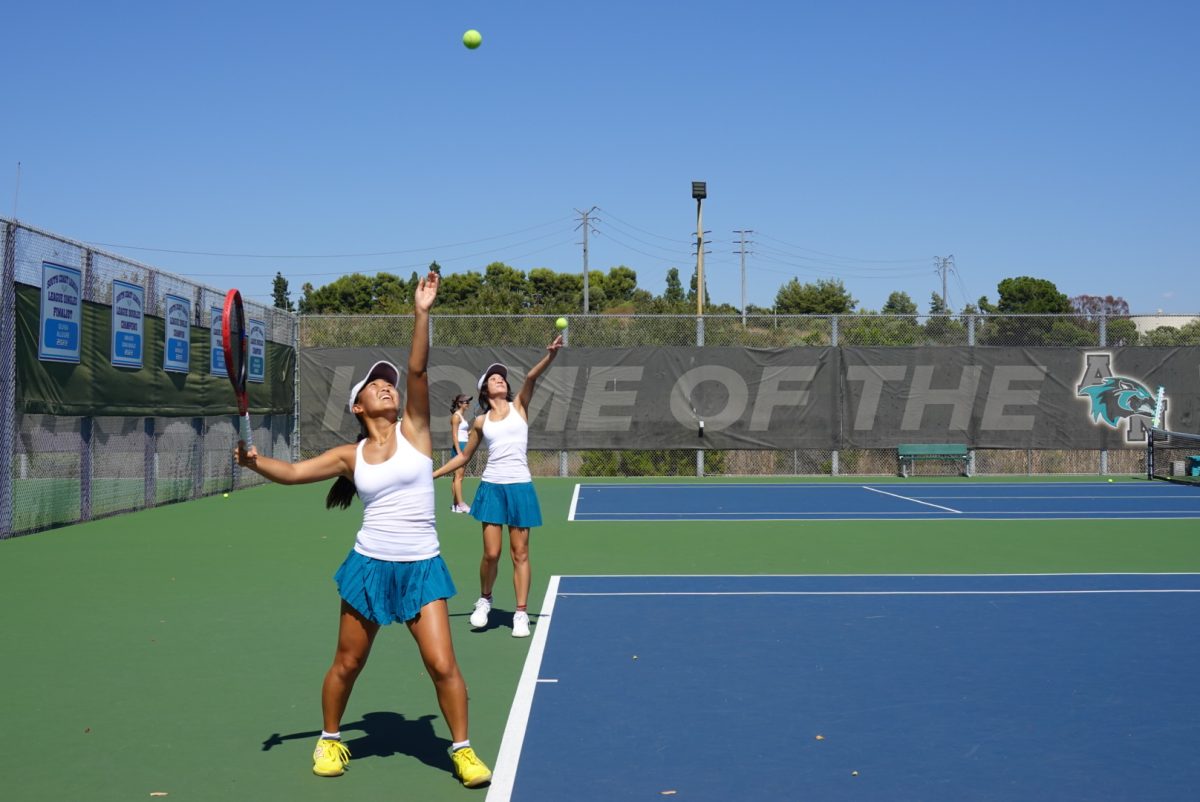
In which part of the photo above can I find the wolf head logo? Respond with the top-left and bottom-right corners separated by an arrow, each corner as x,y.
1077,376 -> 1155,427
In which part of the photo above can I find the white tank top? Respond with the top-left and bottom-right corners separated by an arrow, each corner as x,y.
455,413 -> 470,444
353,434 -> 439,561
481,407 -> 531,484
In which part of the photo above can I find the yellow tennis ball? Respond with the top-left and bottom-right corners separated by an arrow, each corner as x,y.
555,317 -> 568,330
463,29 -> 482,49
223,492 -> 230,498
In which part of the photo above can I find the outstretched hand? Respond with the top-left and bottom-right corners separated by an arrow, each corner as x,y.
547,333 -> 564,355
414,271 -> 440,313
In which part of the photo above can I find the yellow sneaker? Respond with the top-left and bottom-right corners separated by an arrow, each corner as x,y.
312,738 -> 351,777
450,746 -> 492,787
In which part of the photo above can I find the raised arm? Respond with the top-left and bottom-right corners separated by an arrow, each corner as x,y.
433,416 -> 483,479
401,271 -> 438,454
517,333 -> 563,411
236,441 -> 355,485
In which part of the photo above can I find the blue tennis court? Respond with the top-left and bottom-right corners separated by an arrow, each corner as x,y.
487,574 -> 1200,802
569,481 -> 1200,521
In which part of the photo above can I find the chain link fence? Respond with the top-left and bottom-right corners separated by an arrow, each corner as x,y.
7,217 -> 1199,537
300,312 -> 1198,480
3,220 -> 297,537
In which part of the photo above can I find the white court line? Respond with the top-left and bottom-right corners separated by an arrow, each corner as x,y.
862,485 -> 963,513
486,575 -> 560,802
572,481 -> 1184,489
556,589 -> 1200,597
567,484 -> 581,521
570,512 -> 1200,520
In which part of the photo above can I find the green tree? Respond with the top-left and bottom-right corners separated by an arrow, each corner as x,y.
438,271 -> 485,309
271,272 -> 293,312
1141,326 -> 1183,346
774,278 -> 856,314
991,276 -> 1072,314
667,268 -> 686,307
977,276 -> 1075,345
298,273 -> 377,313
600,266 -> 639,307
528,267 -> 583,312
882,291 -> 918,316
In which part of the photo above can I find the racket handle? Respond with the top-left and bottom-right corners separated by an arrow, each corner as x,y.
241,412 -> 254,451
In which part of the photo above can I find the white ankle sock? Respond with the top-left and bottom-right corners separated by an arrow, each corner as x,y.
321,731 -> 340,741
451,740 -> 471,751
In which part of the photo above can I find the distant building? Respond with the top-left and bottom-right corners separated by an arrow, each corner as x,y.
1132,312 -> 1199,335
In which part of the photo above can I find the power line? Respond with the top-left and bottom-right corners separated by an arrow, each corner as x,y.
83,215 -> 575,259
756,231 -> 928,265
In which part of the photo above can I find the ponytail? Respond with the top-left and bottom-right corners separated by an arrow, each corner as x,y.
326,423 -> 368,510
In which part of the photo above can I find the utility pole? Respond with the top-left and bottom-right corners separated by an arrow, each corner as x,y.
734,229 -> 754,325
692,182 -> 707,316
575,207 -> 598,314
934,254 -> 955,313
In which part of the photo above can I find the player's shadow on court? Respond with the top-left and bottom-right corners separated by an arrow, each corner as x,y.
262,711 -> 454,775
450,607 -> 538,635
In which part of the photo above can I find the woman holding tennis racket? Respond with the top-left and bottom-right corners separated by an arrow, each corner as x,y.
449,393 -> 473,514
434,333 -> 563,639
234,271 -> 491,788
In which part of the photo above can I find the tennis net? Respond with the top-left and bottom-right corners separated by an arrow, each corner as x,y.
1147,428 -> 1200,486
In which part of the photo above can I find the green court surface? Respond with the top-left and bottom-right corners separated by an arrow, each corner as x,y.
3,476 -> 1199,801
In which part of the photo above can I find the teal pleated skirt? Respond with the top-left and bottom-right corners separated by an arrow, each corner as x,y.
334,549 -> 457,625
471,480 -> 543,528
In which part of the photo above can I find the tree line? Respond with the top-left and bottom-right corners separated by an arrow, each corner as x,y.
272,266 -> 1199,346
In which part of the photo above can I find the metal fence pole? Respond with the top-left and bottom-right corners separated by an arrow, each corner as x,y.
144,417 -> 156,509
292,314 -> 301,461
1098,312 -> 1108,474
696,316 -> 704,477
831,315 -> 839,476
0,222 -> 17,537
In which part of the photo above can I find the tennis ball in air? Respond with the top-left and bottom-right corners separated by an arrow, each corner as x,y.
555,317 -> 568,330
223,492 -> 230,498
1108,478 -> 1114,483
463,29 -> 482,49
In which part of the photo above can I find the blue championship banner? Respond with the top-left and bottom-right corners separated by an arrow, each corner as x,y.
248,318 -> 266,383
38,262 -> 83,363
110,279 -> 145,369
163,293 -> 191,374
209,306 -> 226,377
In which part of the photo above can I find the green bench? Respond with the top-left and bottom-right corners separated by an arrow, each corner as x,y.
897,443 -> 971,478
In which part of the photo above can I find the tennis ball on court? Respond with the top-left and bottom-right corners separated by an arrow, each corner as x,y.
555,317 -> 568,330
463,29 -> 482,49
223,492 -> 230,498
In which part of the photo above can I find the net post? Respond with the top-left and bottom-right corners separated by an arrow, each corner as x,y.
1146,427 -> 1155,481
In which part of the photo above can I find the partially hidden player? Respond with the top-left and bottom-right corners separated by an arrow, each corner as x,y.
434,334 -> 563,638
449,393 -> 473,514
235,271 -> 491,788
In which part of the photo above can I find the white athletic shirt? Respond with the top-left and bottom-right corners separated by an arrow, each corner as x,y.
455,413 -> 470,445
353,434 -> 439,561
480,407 -> 532,484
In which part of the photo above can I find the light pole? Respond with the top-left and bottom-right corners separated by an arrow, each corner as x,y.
692,181 -> 706,317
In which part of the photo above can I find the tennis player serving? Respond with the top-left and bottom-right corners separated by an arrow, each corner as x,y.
434,332 -> 563,638
234,272 -> 491,787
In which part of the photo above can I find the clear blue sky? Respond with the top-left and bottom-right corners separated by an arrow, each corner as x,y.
3,1 -> 1197,314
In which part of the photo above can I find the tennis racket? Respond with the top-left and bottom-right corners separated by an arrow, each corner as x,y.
221,288 -> 253,451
